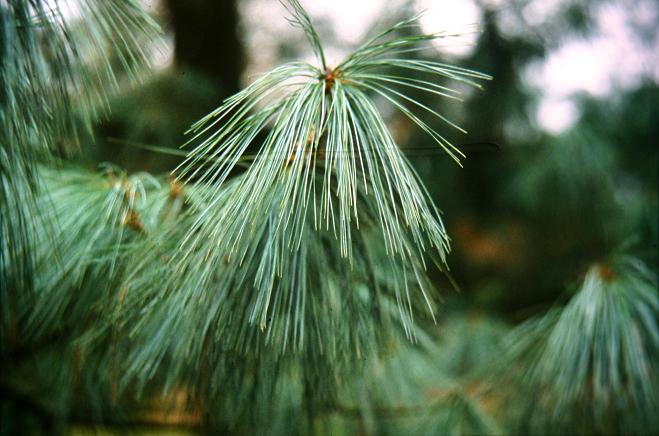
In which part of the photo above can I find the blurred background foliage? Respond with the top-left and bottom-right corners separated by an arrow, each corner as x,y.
1,0 -> 657,434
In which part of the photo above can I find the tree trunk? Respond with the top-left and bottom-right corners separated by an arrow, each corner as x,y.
164,0 -> 243,94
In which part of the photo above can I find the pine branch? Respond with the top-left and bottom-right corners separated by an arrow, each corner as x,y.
495,256 -> 659,434
24,165 -> 163,340
91,3 -> 493,421
3,2 -> 502,433
110,174 -> 437,396
169,0 -> 489,345
0,0 -> 160,152
1,0 -> 160,345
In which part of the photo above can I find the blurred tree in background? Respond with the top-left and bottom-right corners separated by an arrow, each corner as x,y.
1,0 -> 657,435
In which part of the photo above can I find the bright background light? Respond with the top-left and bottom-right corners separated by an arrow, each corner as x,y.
240,0 -> 657,134
56,0 -> 656,135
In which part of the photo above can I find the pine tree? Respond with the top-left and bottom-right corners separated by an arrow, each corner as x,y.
1,1 -> 657,434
